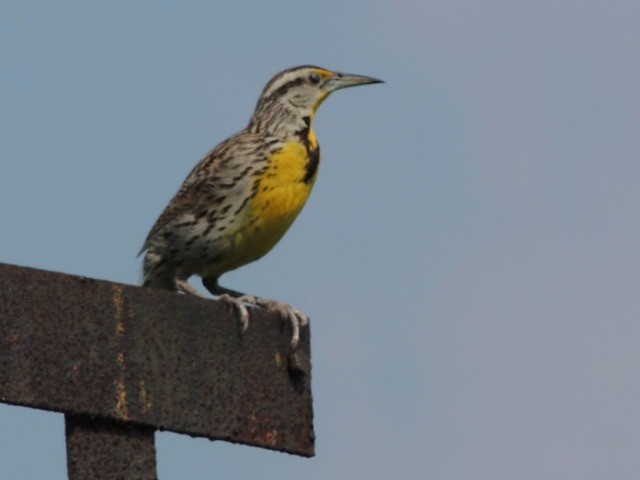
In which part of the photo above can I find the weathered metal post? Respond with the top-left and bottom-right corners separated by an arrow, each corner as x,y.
65,415 -> 157,479
0,262 -> 314,479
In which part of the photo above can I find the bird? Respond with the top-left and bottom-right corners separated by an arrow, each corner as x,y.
139,65 -> 383,350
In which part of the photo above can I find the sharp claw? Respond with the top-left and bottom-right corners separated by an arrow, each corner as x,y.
237,304 -> 249,334
287,309 -> 300,351
295,310 -> 309,327
219,294 -> 255,334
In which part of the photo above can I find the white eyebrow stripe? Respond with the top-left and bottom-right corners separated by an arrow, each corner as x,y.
261,70 -> 306,98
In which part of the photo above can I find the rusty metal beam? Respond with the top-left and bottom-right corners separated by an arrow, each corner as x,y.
0,262 -> 314,457
65,414 -> 157,480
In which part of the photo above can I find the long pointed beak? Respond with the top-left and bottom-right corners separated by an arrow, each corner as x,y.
329,72 -> 384,91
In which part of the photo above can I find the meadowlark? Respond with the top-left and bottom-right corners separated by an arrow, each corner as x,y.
140,65 -> 382,349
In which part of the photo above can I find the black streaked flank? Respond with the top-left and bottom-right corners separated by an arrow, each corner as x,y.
233,195 -> 251,215
185,235 -> 199,247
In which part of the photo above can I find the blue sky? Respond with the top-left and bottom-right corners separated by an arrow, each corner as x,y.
2,1 -> 639,478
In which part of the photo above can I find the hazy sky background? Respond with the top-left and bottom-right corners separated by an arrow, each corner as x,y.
2,1 -> 639,478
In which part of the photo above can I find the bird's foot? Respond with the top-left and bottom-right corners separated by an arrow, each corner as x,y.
254,298 -> 309,351
218,293 -> 257,334
218,294 -> 308,351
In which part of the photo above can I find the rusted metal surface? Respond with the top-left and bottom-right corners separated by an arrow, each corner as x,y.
66,414 -> 157,480
0,262 -> 314,457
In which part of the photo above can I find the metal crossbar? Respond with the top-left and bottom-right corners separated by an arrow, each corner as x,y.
0,263 -> 314,479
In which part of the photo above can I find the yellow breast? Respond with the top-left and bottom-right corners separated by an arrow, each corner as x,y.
213,134 -> 320,274
253,144 -> 313,216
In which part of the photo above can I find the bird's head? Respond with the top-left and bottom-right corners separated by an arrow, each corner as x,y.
248,65 -> 383,135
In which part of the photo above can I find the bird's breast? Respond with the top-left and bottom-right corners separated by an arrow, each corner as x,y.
223,137 -> 320,269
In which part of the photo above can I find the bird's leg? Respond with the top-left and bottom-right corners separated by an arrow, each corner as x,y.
202,277 -> 309,351
176,279 -> 205,297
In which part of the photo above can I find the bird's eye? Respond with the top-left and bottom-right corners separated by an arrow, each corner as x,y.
309,73 -> 321,85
